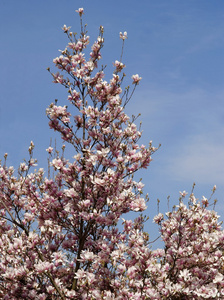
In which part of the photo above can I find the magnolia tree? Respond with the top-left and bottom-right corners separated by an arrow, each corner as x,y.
0,8 -> 224,300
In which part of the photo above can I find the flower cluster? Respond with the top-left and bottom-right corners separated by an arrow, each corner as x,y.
151,194 -> 224,299
0,7 -> 223,300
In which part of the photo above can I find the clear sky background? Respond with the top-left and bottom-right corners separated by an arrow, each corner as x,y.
0,0 -> 224,247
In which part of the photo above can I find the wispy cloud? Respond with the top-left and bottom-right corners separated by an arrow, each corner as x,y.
165,131 -> 224,185
133,86 -> 224,187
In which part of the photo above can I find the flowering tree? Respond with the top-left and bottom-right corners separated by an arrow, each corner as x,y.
0,8 -> 224,300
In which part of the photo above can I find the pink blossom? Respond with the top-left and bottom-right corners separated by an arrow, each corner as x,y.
131,197 -> 147,211
153,213 -> 164,224
75,7 -> 84,16
46,146 -> 53,153
131,74 -> 142,84
19,162 -> 28,171
120,31 -> 128,40
179,190 -> 188,197
113,60 -> 126,72
61,24 -> 71,33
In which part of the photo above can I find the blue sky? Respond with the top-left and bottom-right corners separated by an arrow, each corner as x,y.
1,0 -> 224,246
